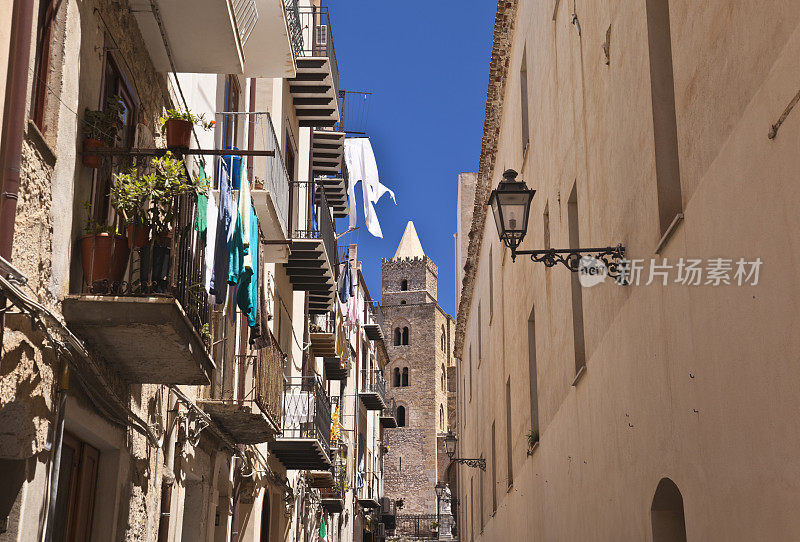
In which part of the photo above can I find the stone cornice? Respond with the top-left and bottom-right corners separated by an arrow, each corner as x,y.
454,0 -> 518,359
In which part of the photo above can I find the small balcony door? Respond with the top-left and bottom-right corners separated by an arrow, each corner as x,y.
52,433 -> 100,542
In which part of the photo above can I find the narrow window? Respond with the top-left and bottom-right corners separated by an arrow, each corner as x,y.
393,368 -> 400,387
393,328 -> 401,346
468,347 -> 473,402
441,363 -> 446,390
439,404 -> 445,431
477,303 -> 482,364
441,325 -> 446,350
400,279 -> 408,291
506,378 -> 513,487
520,47 -> 530,153
31,0 -> 57,131
402,367 -> 409,387
402,326 -> 409,345
489,249 -> 494,321
470,477 -> 475,542
479,462 -> 484,532
646,0 -> 682,235
528,306 -> 540,441
491,421 -> 497,512
568,184 -> 586,376
651,478 -> 687,542
396,406 -> 407,427
543,203 -> 550,250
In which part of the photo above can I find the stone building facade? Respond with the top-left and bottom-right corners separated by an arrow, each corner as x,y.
381,222 -> 455,517
455,1 -> 800,541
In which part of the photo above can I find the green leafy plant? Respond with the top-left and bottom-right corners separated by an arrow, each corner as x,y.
84,95 -> 125,146
159,108 -> 215,131
111,152 -> 206,237
81,200 -> 113,235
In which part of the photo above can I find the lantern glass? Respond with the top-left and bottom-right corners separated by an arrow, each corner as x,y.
488,171 -> 534,250
435,481 -> 446,498
444,430 -> 457,458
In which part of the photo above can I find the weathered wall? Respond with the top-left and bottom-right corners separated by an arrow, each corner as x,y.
457,1 -> 800,541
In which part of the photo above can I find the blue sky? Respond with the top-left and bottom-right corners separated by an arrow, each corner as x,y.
329,1 -> 496,316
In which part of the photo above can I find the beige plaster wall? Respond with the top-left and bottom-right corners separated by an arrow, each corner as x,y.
457,1 -> 800,541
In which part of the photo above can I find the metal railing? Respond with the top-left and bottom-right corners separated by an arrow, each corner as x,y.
361,369 -> 387,402
281,376 -> 331,451
395,515 -> 439,539
254,328 -> 284,429
297,6 -> 339,99
260,113 -> 290,237
292,186 -> 339,274
382,397 -> 397,421
283,0 -> 303,58
310,310 -> 336,334
358,470 -> 381,503
77,152 -> 210,348
365,300 -> 384,331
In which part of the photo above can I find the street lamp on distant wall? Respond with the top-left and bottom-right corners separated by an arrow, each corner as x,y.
434,481 -> 446,540
488,169 -> 626,276
443,430 -> 486,471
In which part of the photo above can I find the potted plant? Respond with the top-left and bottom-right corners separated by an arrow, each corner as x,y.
82,95 -> 124,168
78,201 -> 130,290
159,108 -> 214,149
111,152 -> 206,290
253,175 -> 265,190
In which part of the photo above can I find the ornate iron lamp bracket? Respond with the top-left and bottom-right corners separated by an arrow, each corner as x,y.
450,457 -> 487,471
512,244 -> 626,279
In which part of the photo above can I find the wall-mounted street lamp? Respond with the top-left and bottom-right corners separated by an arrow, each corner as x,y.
487,170 -> 625,276
443,430 -> 486,471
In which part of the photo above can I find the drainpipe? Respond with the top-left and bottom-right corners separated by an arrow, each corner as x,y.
0,0 -> 34,262
0,0 -> 34,347
43,363 -> 69,542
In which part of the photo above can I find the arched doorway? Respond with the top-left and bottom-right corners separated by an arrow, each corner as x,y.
651,478 -> 686,542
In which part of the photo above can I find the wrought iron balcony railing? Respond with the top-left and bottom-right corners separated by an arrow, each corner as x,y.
281,375 -> 332,450
297,6 -> 339,99
292,186 -> 339,272
284,0 -> 303,59
254,329 -> 285,430
357,470 -> 381,507
360,369 -> 387,410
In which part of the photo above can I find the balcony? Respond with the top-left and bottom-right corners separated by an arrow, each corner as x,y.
379,398 -> 397,429
357,471 -> 381,509
363,300 -> 384,341
63,192 -> 214,385
289,6 -> 340,128
359,370 -> 388,411
131,0 -> 298,77
284,188 -> 338,314
320,465 -> 346,513
198,330 -> 283,444
309,311 -> 339,357
270,376 -> 332,470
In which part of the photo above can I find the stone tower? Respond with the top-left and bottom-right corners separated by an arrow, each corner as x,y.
381,222 -> 455,516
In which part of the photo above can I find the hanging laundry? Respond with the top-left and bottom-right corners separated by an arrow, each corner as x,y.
344,137 -> 396,237
210,161 -> 235,304
338,261 -> 351,303
195,164 -> 209,242
203,188 -> 218,296
238,175 -> 253,270
229,203 -> 259,326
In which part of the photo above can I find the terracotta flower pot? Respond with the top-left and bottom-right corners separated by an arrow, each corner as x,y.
164,118 -> 192,149
83,138 -> 103,168
79,233 -> 130,290
126,223 -> 150,248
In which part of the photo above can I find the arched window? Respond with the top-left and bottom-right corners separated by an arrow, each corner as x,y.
401,367 -> 409,387
439,404 -> 445,430
441,363 -> 446,390
396,406 -> 406,427
402,326 -> 409,345
393,368 -> 400,387
651,478 -> 687,542
393,327 -> 401,346
400,279 -> 408,291
441,325 -> 446,351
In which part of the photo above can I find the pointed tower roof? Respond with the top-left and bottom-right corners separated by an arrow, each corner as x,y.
393,221 -> 425,259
